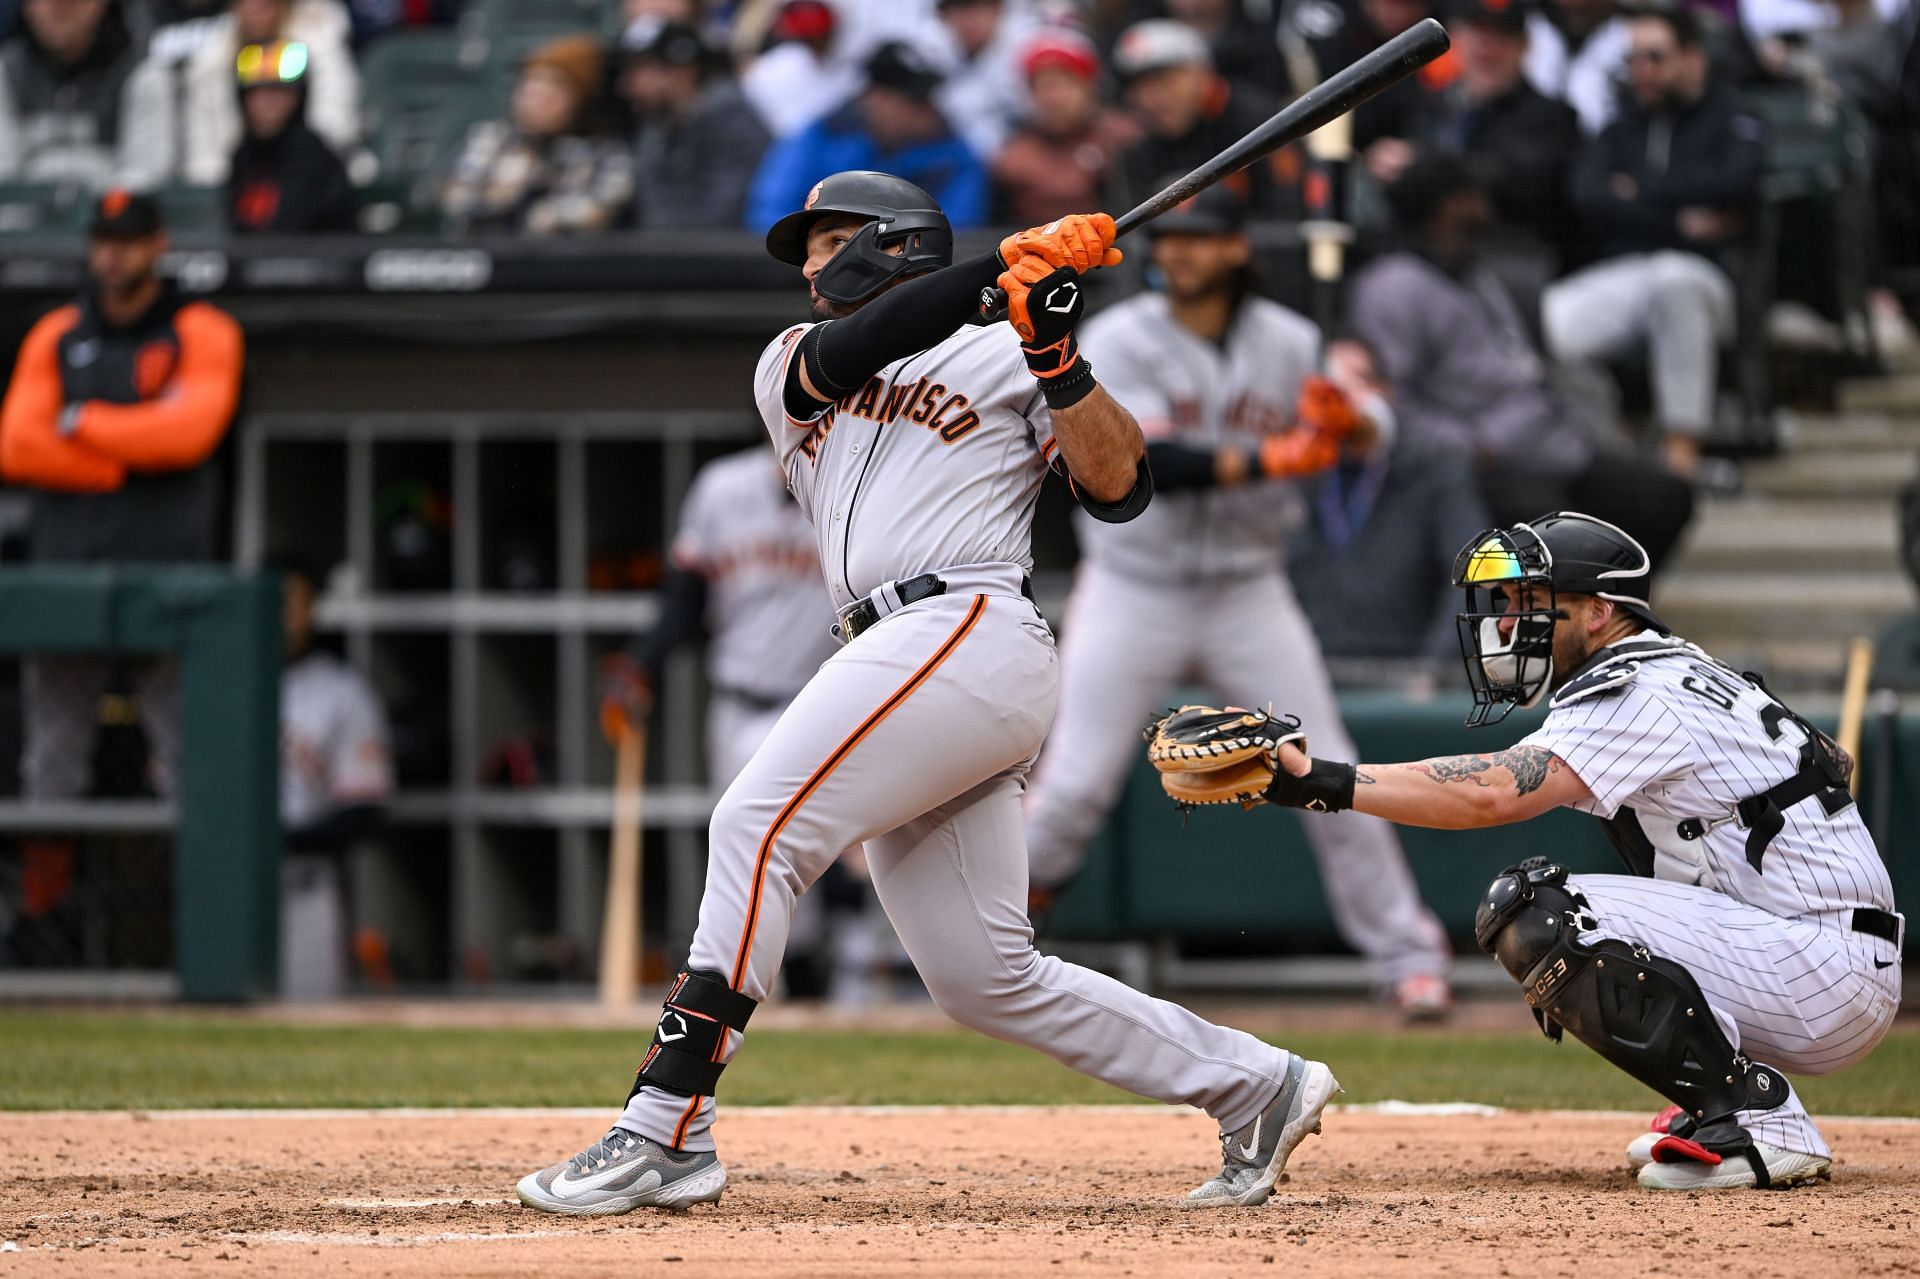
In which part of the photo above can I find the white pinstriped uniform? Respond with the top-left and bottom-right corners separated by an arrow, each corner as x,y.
1519,634 -> 1902,1158
1023,292 -> 1450,986
618,318 -> 1297,1153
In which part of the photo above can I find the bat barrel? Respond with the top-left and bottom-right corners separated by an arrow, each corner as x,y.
1112,17 -> 1451,238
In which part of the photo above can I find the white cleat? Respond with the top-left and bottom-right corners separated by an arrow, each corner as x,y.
1636,1137 -> 1831,1191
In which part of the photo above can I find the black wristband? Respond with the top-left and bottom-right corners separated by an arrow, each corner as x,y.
1039,356 -> 1095,410
1264,758 -> 1357,813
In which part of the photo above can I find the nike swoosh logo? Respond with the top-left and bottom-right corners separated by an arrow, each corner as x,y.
1234,1114 -> 1262,1163
1874,960 -> 1894,969
553,1164 -> 661,1200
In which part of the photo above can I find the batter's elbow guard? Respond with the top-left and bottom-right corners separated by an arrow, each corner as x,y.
1073,456 -> 1153,524
627,970 -> 757,1101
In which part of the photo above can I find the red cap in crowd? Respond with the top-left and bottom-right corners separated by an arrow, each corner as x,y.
773,0 -> 835,43
1020,29 -> 1100,83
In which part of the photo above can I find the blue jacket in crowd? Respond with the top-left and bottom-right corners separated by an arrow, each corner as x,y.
745,107 -> 988,233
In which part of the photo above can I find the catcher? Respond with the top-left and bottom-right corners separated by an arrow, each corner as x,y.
1147,511 -> 1903,1191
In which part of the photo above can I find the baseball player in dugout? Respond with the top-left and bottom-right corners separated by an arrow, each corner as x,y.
0,190 -> 245,799
520,170 -> 1342,1215
1023,184 -> 1454,1020
1149,513 -> 1904,1191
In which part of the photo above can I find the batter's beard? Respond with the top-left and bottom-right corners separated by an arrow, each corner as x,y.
810,294 -> 862,322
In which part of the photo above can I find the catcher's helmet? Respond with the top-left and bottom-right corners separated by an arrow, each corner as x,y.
1450,512 -> 1666,727
764,170 -> 953,305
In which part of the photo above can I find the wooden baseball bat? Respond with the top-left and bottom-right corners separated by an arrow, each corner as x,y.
598,719 -> 646,1007
1836,636 -> 1874,797
1110,18 -> 1450,238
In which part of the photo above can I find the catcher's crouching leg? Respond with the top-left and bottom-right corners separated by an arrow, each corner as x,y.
1473,862 -> 1796,1184
626,970 -> 757,1105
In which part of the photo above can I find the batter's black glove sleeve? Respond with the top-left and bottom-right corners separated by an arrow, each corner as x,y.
782,252 -> 1006,420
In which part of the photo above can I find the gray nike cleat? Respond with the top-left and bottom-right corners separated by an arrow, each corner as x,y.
516,1127 -> 726,1215
1186,1056 -> 1341,1208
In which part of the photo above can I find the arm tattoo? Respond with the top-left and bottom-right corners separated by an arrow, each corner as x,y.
1412,756 -> 1495,787
1491,745 -> 1559,797
1410,748 -> 1563,796
1354,769 -> 1377,785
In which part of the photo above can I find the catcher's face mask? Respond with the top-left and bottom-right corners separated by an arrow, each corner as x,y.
1452,524 -> 1562,727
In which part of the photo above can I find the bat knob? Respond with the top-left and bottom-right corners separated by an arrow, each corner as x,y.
978,284 -> 1009,326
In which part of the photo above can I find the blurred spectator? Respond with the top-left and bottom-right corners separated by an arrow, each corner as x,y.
1114,18 -> 1298,215
0,0 -> 173,189
740,0 -> 861,138
342,0 -> 458,49
1347,157 -> 1694,570
1288,336 -> 1493,662
1288,0 -> 1450,171
746,40 -> 986,230
1797,0 -> 1905,105
926,0 -> 1039,160
1542,5 -> 1762,478
1166,0 -> 1287,96
182,0 -> 359,185
1411,0 -> 1579,266
991,28 -> 1137,223
441,35 -> 635,236
1523,0 -> 1630,133
624,20 -> 769,228
0,192 -> 244,798
227,40 -> 357,233
272,552 -> 392,1000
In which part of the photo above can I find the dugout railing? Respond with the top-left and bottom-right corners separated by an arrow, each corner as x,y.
0,566 -> 280,1001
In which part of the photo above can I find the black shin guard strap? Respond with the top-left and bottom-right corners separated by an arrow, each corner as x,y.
631,969 -> 759,1100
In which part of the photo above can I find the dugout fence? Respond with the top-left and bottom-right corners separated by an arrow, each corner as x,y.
0,566 -> 279,1002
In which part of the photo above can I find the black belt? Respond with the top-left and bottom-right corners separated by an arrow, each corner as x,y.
1852,908 -> 1901,945
839,573 -> 1034,642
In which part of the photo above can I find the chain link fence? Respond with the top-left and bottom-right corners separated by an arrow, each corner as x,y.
0,653 -> 180,981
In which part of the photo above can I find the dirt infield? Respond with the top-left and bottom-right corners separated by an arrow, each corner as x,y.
5,1108 -> 1917,1277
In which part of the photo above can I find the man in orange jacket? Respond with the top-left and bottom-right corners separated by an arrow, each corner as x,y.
0,190 -> 245,798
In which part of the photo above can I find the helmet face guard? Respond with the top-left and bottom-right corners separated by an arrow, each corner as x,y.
813,217 -> 950,303
1453,524 -> 1562,727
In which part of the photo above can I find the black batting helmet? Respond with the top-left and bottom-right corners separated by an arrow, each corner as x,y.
764,170 -> 953,305
1451,512 -> 1666,726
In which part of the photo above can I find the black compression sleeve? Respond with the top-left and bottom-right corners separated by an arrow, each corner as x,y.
633,567 -> 710,674
783,252 -> 1006,417
1146,440 -> 1234,492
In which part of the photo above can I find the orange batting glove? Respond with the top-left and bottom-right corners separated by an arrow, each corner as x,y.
1294,375 -> 1364,442
1256,428 -> 1342,478
999,213 -> 1123,274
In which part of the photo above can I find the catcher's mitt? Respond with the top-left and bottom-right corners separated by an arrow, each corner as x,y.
1144,705 -> 1306,810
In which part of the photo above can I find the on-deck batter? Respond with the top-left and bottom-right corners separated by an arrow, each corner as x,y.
517,171 -> 1341,1215
1023,187 -> 1452,1013
1158,512 -> 1903,1190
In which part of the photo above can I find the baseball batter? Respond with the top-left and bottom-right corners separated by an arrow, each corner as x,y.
1150,512 -> 1903,1190
518,172 -> 1340,1215
1023,187 -> 1452,1014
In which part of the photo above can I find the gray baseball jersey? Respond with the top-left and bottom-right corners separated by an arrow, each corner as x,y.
1076,292 -> 1320,583
753,320 -> 1054,609
670,447 -> 838,702
1522,633 -> 1901,1161
618,310 -> 1300,1155
1025,292 -> 1450,989
281,649 -> 392,830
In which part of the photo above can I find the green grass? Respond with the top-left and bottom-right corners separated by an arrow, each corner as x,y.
1,1013 -> 1914,1115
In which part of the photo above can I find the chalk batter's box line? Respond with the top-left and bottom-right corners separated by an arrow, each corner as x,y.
8,1103 -> 1920,1125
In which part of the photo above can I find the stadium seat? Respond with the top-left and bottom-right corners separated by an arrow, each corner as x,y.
0,182 -> 85,238
153,184 -> 227,235
361,31 -> 496,213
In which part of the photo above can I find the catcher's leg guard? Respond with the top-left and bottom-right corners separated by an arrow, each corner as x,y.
627,970 -> 757,1101
1475,863 -> 1790,1179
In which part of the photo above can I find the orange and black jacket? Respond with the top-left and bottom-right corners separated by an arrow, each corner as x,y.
0,284 -> 244,562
